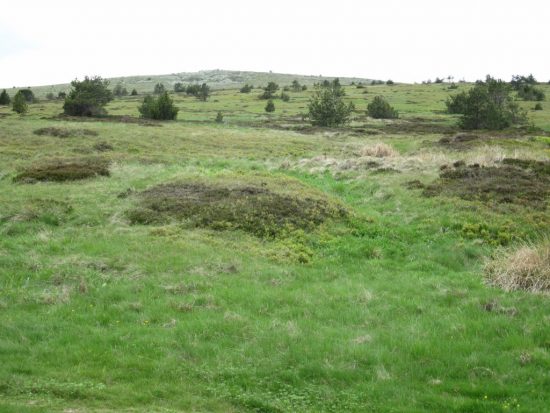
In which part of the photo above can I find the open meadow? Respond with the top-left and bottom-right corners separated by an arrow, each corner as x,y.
1,76 -> 549,412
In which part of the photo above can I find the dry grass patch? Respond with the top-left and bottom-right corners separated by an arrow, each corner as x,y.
14,157 -> 110,182
484,242 -> 550,292
359,142 -> 399,158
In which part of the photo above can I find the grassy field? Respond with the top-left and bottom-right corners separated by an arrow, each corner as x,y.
0,79 -> 549,412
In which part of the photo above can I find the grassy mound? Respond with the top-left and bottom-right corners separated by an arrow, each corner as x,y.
14,157 -> 110,182
485,242 -> 550,292
33,127 -> 99,138
423,158 -> 550,208
128,178 -> 347,237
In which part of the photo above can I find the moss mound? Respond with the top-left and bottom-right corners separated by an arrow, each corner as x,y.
128,179 -> 347,237
14,157 -> 110,183
423,158 -> 550,208
33,127 -> 99,138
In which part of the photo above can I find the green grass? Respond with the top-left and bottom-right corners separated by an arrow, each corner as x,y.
0,81 -> 549,412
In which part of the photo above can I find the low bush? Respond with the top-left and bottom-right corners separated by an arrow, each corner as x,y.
63,76 -> 113,117
33,127 -> 98,138
14,157 -> 110,182
367,96 -> 398,119
359,142 -> 398,157
138,92 -> 178,120
265,100 -> 275,112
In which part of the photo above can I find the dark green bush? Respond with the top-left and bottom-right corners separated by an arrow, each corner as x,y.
113,83 -> 128,97
446,92 -> 469,114
138,92 -> 178,120
18,89 -> 35,102
291,80 -> 302,92
130,89 -> 138,96
0,89 -> 10,105
534,103 -> 543,111
307,79 -> 354,127
174,82 -> 185,93
153,83 -> 166,94
260,82 -> 279,99
281,92 -> 290,102
265,100 -> 275,112
240,84 -> 253,93
63,76 -> 113,117
12,91 -> 28,114
448,76 -> 526,130
46,92 -> 55,100
367,96 -> 398,119
215,111 -> 224,123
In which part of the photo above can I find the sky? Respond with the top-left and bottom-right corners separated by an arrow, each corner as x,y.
1,0 -> 549,87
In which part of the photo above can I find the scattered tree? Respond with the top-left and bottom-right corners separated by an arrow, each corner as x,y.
153,83 -> 166,94
113,83 -> 128,97
386,80 -> 394,85
0,89 -> 10,105
307,79 -> 354,127
63,76 -> 113,116
46,92 -> 55,100
367,96 -> 399,119
511,74 -> 544,101
138,92 -> 178,120
18,89 -> 35,102
291,80 -> 302,92
130,89 -> 138,96
240,84 -> 253,93
260,82 -> 279,99
301,85 -> 308,91
281,92 -> 290,102
57,91 -> 66,100
198,83 -> 210,101
174,82 -> 185,93
215,111 -> 224,123
446,75 -> 526,130
12,91 -> 28,114
186,84 -> 201,96
265,100 -> 275,112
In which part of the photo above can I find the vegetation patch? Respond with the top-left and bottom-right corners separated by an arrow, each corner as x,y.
423,159 -> 550,208
14,157 -> 110,183
34,127 -> 99,138
438,133 -> 485,149
484,241 -> 550,292
128,179 -> 347,237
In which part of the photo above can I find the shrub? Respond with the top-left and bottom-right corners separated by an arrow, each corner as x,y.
12,91 -> 28,114
386,80 -> 394,85
240,84 -> 253,93
57,91 -> 66,100
301,85 -> 308,91
46,92 -> 55,100
14,157 -> 110,182
484,241 -> 550,292
260,82 -> 279,99
307,79 -> 354,127
18,89 -> 35,102
446,92 -> 469,114
198,83 -> 210,101
153,83 -> 166,94
534,103 -> 543,111
517,85 -> 545,101
449,76 -> 526,130
113,83 -> 128,97
367,96 -> 398,119
265,100 -> 275,112
215,111 -> 223,123
174,82 -> 185,93
291,80 -> 302,92
281,92 -> 290,102
0,89 -> 10,105
130,89 -> 138,96
63,76 -> 113,117
186,84 -> 201,96
138,92 -> 178,120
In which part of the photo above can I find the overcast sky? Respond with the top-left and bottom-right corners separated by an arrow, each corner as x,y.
1,0 -> 548,87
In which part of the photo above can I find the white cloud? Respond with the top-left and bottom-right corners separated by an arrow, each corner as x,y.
1,0 -> 549,86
